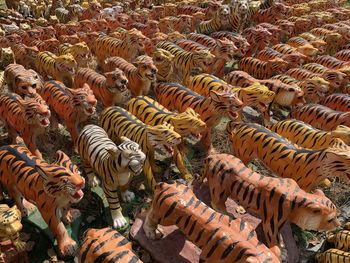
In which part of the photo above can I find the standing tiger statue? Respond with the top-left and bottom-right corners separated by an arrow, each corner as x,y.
0,145 -> 85,256
201,153 -> 339,261
39,81 -> 96,149
74,68 -> 129,108
77,125 -> 145,229
58,42 -> 91,68
35,51 -> 77,88
0,93 -> 50,159
100,106 -> 181,190
152,48 -> 174,82
127,96 -> 206,181
143,181 -> 280,262
79,227 -> 142,263
197,4 -> 231,35
226,122 -> 350,191
104,55 -> 157,97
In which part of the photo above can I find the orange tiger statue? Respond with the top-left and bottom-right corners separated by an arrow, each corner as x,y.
201,153 -> 339,260
0,144 -> 85,256
143,181 -> 280,262
320,93 -> 350,112
226,122 -> 350,191
74,68 -> 129,107
79,227 -> 142,263
0,93 -> 50,159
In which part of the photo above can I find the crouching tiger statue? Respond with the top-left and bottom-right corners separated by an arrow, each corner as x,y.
77,125 -> 146,229
226,122 -> 350,191
0,145 -> 85,256
127,96 -> 206,181
100,106 -> 181,190
143,181 -> 280,262
201,154 -> 339,260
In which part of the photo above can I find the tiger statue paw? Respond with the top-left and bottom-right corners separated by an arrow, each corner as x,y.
143,224 -> 163,240
62,208 -> 81,225
59,238 -> 78,257
121,190 -> 135,203
110,210 -> 128,229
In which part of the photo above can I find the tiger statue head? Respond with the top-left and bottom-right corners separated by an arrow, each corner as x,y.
331,125 -> 350,145
146,122 -> 182,158
0,47 -> 15,67
216,4 -> 230,24
191,12 -> 206,31
174,15 -> 192,34
235,83 -> 275,113
17,96 -> 51,128
13,69 -> 42,97
193,50 -> 216,73
104,69 -> 128,93
159,17 -> 174,34
290,189 -> 339,232
122,28 -> 148,56
56,54 -> 77,75
133,55 -> 158,82
144,20 -> 160,38
296,44 -> 319,57
268,57 -> 289,74
282,53 -> 308,68
111,136 -> 146,175
71,42 -> 91,65
0,204 -> 23,241
67,4 -> 84,19
37,150 -> 85,204
277,20 -> 294,38
167,31 -> 185,42
209,89 -> 244,120
95,19 -> 109,33
310,39 -> 327,54
211,38 -> 237,61
304,77 -> 330,102
152,48 -> 174,82
67,84 -> 97,117
170,108 -> 207,142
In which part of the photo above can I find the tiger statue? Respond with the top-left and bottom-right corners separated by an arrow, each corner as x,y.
79,227 -> 142,263
308,28 -> 342,53
334,49 -> 350,62
0,145 -> 85,256
315,55 -> 350,71
39,81 -> 96,149
327,229 -> 350,252
272,43 -> 319,58
0,47 -> 15,70
226,122 -> 350,191
211,31 -> 250,57
31,38 -> 60,54
290,104 -> 350,131
187,73 -> 275,124
0,204 -> 26,261
127,96 -> 206,181
77,125 -> 145,229
58,42 -> 91,68
156,41 -> 215,86
237,57 -> 289,79
35,51 -> 77,88
12,44 -> 39,70
287,37 -> 327,54
103,55 -> 157,97
94,29 -> 147,66
269,119 -> 350,149
241,26 -> 273,57
55,4 -> 83,23
152,48 -> 174,82
74,68 -> 129,108
256,47 -> 307,69
197,4 -> 231,35
100,106 -> 181,190
229,0 -> 251,32
252,2 -> 289,23
0,93 -> 50,159
155,82 -> 243,151
320,93 -> 350,112
4,64 -> 42,98
316,249 -> 350,263
143,181 -> 280,262
201,153 -> 339,260
271,74 -> 330,103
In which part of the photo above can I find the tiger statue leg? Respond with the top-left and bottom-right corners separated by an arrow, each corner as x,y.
23,133 -> 42,159
143,206 -> 163,239
143,157 -> 157,191
173,145 -> 192,181
83,162 -> 100,188
148,149 -> 161,174
62,206 -> 81,225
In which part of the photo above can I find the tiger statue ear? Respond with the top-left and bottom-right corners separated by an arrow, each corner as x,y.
328,138 -> 350,151
209,89 -> 223,102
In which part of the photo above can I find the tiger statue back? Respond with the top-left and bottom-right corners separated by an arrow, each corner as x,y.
320,93 -> 350,112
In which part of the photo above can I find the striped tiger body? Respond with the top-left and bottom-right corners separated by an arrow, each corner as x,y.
242,26 -> 272,56
226,122 -> 350,191
272,43 -> 319,58
315,55 -> 350,70
104,55 -> 157,96
334,49 -> 350,62
211,31 -> 250,57
79,227 -> 142,263
35,51 -> 77,88
238,57 -> 288,79
74,68 -> 129,108
55,4 -> 83,23
328,230 -> 350,252
256,47 -> 307,68
309,28 -> 342,52
156,41 -> 215,86
127,96 -> 206,180
0,47 -> 15,70
320,93 -> 350,112
0,144 -> 85,256
316,249 -> 350,263
12,44 -> 39,70
252,3 -> 288,24
49,0 -> 64,15
94,29 -> 147,66
143,181 -> 280,262
225,71 -> 306,108
155,82 -> 243,150
39,81 -> 96,146
197,5 -> 231,34
290,104 -> 350,131
100,106 -> 181,190
202,153 -> 339,251
0,93 -> 50,158
255,23 -> 282,46
269,119 -> 350,149
188,73 -> 275,123
287,37 -> 327,54
58,42 -> 91,68
152,48 -> 174,82
4,64 -> 42,98
30,38 -> 60,54
77,125 -> 145,229
229,0 -> 251,33
271,74 -> 329,103
80,2 -> 102,20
